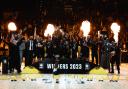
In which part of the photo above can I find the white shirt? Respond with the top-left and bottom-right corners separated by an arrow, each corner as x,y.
29,40 -> 33,50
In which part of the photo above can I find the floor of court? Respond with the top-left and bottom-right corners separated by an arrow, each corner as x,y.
0,63 -> 128,89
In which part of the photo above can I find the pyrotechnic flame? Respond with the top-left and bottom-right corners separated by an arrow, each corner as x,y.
111,23 -> 120,43
80,20 -> 90,37
44,24 -> 55,37
8,22 -> 17,31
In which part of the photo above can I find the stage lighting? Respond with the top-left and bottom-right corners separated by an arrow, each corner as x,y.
3,59 -> 7,64
39,63 -> 44,69
1,56 -> 8,74
85,63 -> 90,70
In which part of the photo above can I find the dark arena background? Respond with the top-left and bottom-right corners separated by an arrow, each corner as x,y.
0,0 -> 128,89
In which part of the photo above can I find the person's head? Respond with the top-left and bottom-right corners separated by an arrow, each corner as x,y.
14,33 -> 18,39
100,35 -> 103,40
53,44 -> 56,48
73,39 -> 76,42
29,36 -> 33,40
19,29 -> 22,34
115,43 -> 119,47
36,35 -> 40,40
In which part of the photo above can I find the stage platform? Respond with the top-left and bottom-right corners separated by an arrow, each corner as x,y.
0,74 -> 128,89
0,63 -> 128,89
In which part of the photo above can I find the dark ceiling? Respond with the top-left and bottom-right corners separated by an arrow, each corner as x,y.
0,0 -> 37,11
0,0 -> 128,23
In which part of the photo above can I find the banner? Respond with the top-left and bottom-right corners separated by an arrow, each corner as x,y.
33,59 -> 97,74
